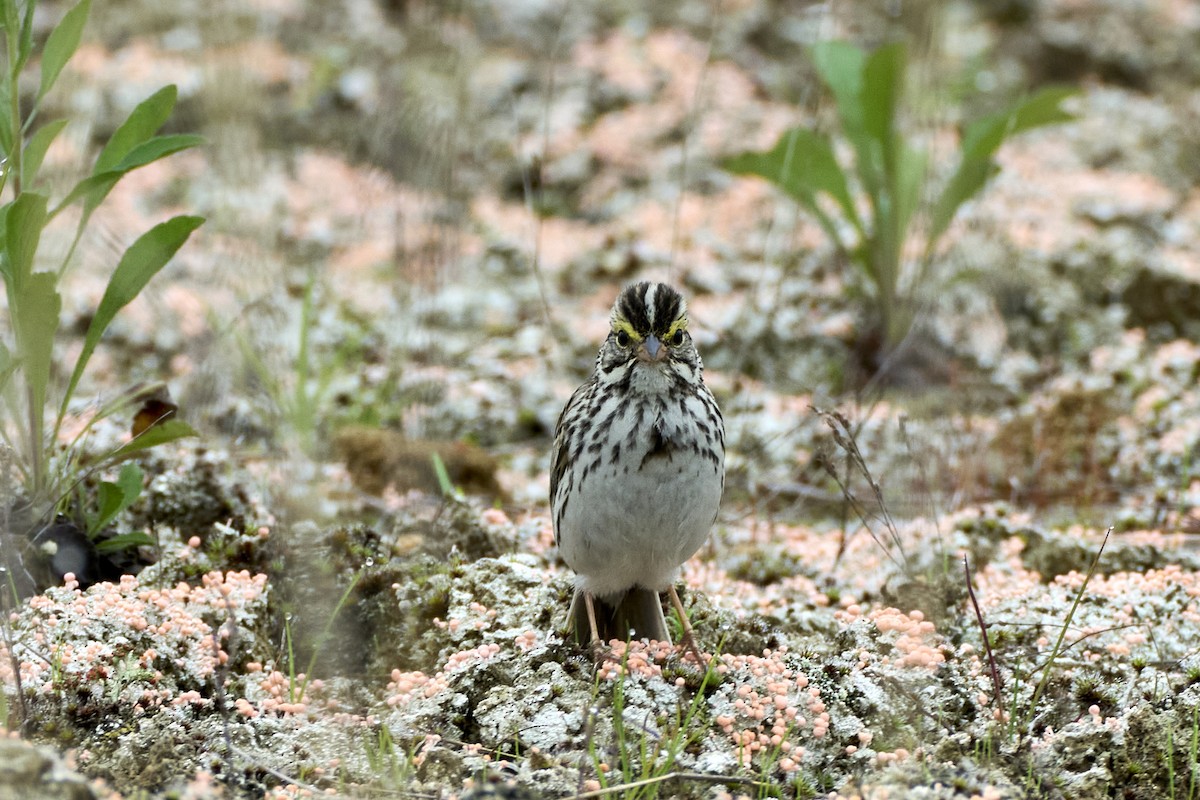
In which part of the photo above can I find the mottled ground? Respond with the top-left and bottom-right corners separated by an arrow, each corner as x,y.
3,0 -> 1200,798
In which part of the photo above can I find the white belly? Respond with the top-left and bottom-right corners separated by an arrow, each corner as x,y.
557,395 -> 723,599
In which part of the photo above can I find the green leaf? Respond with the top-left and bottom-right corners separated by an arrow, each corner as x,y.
105,418 -> 198,463
95,531 -> 156,555
113,133 -> 204,172
4,193 -> 48,292
88,462 -> 143,533
50,134 -> 203,222
723,127 -> 860,232
810,41 -> 866,137
0,83 -> 11,157
91,481 -> 126,533
62,215 -> 203,408
925,87 -> 1074,254
861,42 -> 905,149
9,0 -> 35,75
961,86 -> 1077,162
47,171 -> 120,221
926,157 -> 996,251
115,462 -> 144,507
23,119 -> 70,187
12,271 -> 61,429
0,339 -> 17,396
38,0 -> 91,102
430,451 -> 460,498
94,85 -> 178,174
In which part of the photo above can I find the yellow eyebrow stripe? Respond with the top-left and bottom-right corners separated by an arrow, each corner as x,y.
612,319 -> 642,341
664,317 -> 688,339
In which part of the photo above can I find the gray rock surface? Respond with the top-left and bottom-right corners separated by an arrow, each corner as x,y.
0,739 -> 95,800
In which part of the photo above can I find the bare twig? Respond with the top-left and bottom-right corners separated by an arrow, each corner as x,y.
963,555 -> 1004,709
814,406 -> 910,572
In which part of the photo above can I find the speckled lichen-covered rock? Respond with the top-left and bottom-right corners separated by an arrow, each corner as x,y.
0,739 -> 94,800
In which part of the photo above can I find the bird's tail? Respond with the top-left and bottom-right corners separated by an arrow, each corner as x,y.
568,586 -> 670,645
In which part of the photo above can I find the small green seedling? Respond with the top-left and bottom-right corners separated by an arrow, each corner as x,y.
725,40 -> 1075,360
0,0 -> 204,538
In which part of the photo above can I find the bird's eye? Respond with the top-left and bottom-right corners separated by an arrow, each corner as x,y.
670,329 -> 685,346
615,330 -> 631,347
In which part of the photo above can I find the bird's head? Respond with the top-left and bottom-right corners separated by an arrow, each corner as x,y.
598,282 -> 701,382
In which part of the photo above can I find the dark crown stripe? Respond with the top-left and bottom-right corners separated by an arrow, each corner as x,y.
616,282 -> 652,333
616,281 -> 684,335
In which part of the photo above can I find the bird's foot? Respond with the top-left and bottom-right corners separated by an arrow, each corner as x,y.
668,586 -> 710,669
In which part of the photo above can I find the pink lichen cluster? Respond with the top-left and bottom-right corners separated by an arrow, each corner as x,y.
432,600 -> 498,634
978,544 -> 1200,663
385,643 -> 504,708
595,639 -> 676,680
233,666 -> 325,717
2,570 -> 268,709
593,641 -> 843,774
709,649 -> 832,771
690,518 -> 952,622
857,607 -> 946,670
686,559 -> 831,619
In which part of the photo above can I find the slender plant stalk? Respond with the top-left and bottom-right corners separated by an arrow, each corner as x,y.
1028,527 -> 1111,715
964,555 -> 1004,712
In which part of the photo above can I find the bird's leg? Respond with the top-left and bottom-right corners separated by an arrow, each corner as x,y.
584,591 -> 610,663
668,586 -> 707,667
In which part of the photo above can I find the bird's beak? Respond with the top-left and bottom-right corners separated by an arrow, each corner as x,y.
638,335 -> 665,362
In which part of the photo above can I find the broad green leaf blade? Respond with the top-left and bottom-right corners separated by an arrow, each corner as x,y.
90,462 -> 143,532
927,157 -> 996,251
91,481 -> 126,533
14,0 -> 35,73
810,41 -> 866,137
94,85 -> 177,174
4,193 -> 48,292
861,42 -> 905,146
0,339 -> 17,396
38,0 -> 91,101
723,127 -> 860,232
105,418 -> 198,463
23,119 -> 70,186
862,41 -> 906,183
113,133 -> 204,172
48,134 -> 203,222
0,202 -> 10,285
95,531 -> 156,555
961,86 -> 1077,162
13,271 -> 61,429
48,171 -> 120,221
116,462 -> 144,506
62,215 -> 204,406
